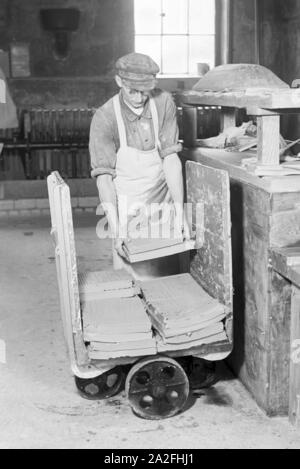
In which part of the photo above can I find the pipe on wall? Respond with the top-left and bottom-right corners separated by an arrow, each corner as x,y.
215,0 -> 232,65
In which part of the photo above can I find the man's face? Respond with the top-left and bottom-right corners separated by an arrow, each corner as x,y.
121,82 -> 150,109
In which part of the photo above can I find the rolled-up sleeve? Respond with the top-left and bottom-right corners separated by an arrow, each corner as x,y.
159,93 -> 182,159
89,108 -> 117,178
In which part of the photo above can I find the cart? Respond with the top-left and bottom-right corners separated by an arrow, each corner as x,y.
47,161 -> 233,419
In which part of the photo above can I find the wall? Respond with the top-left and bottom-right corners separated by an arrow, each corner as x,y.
1,1 -> 299,113
258,0 -> 285,81
230,0 -> 300,141
258,0 -> 300,86
230,0 -> 285,72
280,1 -> 300,85
259,0 -> 300,140
230,0 -> 294,84
231,0 -> 257,64
0,0 -> 134,108
0,0 -> 275,110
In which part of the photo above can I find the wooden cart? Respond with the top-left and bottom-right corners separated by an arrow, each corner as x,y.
47,161 -> 233,419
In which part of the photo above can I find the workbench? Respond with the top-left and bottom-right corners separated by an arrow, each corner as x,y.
179,86 -> 300,420
269,246 -> 300,425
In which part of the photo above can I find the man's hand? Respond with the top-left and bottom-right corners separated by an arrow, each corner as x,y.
114,238 -> 127,259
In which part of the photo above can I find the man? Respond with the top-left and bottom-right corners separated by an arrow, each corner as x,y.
89,52 -> 189,278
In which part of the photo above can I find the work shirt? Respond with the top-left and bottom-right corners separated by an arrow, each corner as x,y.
89,88 -> 182,178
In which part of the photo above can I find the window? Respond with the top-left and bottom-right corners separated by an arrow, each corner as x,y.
134,0 -> 215,75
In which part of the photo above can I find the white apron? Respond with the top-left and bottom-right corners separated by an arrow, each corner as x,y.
112,94 -> 179,279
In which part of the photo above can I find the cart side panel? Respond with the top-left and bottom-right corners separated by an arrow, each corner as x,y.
47,173 -> 69,346
47,171 -> 89,366
186,161 -> 233,315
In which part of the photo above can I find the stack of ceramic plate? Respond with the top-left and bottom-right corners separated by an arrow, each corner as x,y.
140,273 -> 228,352
80,270 -> 156,359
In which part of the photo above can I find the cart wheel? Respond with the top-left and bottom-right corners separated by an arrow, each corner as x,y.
125,356 -> 189,420
75,366 -> 125,400
188,358 -> 217,389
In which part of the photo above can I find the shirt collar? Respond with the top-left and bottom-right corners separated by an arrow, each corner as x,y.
119,90 -> 152,121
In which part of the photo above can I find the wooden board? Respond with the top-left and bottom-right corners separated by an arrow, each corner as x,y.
228,178 -> 283,413
88,348 -> 156,360
89,338 -> 231,361
123,238 -> 195,263
220,108 -> 236,132
270,249 -> 300,290
89,338 -> 156,351
270,211 -> 300,247
267,270 -> 291,416
78,269 -> 134,292
78,269 -> 137,300
82,296 -> 153,341
88,334 -> 157,360
0,78 -> 5,103
192,64 -> 289,93
89,341 -> 232,367
139,273 -> 229,355
140,273 -> 227,335
269,247 -> 300,271
47,171 -> 89,367
160,322 -> 225,344
80,289 -> 136,301
179,88 -> 300,111
289,285 -> 300,426
124,237 -> 182,254
186,161 -> 233,311
84,294 -> 157,359
181,147 -> 300,194
229,175 -> 293,415
257,115 -> 280,166
156,330 -> 228,353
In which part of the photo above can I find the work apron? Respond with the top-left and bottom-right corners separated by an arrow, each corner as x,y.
112,94 -> 179,280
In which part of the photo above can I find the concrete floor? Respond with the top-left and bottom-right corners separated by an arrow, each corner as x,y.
0,212 -> 299,449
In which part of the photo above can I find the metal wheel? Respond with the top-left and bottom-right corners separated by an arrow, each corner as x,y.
75,366 -> 125,400
125,356 -> 189,420
177,357 -> 217,389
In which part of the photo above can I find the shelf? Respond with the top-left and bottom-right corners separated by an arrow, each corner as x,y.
179,88 -> 300,112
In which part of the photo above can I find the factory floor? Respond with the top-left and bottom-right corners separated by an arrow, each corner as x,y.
0,212 -> 299,450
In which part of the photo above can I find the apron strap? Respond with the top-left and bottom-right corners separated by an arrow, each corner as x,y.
149,98 -> 161,150
113,94 -> 127,148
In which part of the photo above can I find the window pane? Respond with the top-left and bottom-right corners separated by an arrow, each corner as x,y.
189,35 -> 215,74
162,36 -> 188,74
162,0 -> 187,34
189,0 -> 215,35
135,35 -> 161,71
134,0 -> 161,34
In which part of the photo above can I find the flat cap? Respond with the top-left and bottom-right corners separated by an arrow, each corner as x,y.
115,53 -> 160,91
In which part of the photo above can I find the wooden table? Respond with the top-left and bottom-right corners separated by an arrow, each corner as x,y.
180,87 -> 300,168
180,142 -> 300,417
179,87 -> 300,418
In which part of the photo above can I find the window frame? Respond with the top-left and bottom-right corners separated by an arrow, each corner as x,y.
134,0 -> 216,76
